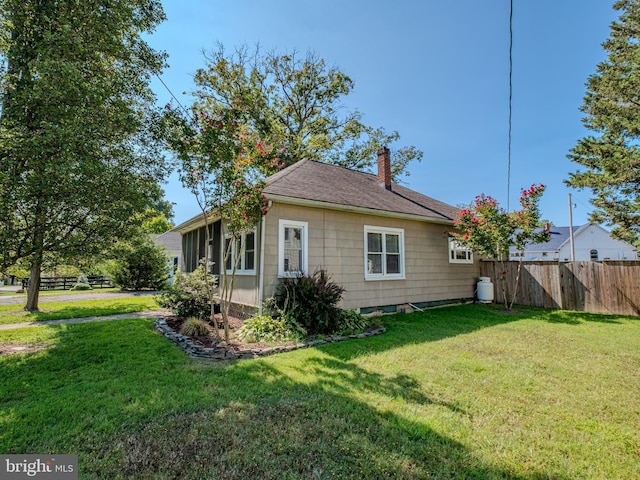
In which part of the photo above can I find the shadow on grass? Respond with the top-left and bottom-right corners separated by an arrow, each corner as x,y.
325,303 -> 528,361
0,316 -> 568,479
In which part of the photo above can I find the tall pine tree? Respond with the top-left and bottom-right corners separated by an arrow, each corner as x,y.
0,0 -> 167,310
566,0 -> 640,244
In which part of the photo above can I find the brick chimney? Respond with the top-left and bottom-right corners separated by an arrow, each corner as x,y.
377,146 -> 392,191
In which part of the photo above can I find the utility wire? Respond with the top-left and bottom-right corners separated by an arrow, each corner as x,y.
507,0 -> 513,211
154,72 -> 192,119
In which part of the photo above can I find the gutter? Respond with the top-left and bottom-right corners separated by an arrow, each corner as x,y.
264,194 -> 455,226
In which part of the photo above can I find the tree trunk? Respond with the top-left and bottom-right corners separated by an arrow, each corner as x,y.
25,259 -> 42,311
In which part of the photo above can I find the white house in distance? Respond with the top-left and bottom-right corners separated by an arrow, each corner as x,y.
152,231 -> 182,283
509,223 -> 638,261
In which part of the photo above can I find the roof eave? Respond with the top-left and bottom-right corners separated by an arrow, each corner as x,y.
265,193 -> 455,225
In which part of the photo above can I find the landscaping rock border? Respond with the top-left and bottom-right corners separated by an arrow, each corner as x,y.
154,318 -> 386,361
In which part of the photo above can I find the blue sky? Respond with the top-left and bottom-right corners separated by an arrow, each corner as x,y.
147,1 -> 617,227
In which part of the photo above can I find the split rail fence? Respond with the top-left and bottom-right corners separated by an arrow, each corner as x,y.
21,275 -> 113,291
480,260 -> 640,316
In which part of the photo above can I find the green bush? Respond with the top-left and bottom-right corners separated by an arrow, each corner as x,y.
274,269 -> 345,335
157,265 -> 217,320
70,282 -> 92,291
334,309 -> 375,335
109,236 -> 169,291
179,317 -> 210,337
236,314 -> 306,344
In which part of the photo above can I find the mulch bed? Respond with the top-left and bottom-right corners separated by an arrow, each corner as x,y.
164,314 -> 273,353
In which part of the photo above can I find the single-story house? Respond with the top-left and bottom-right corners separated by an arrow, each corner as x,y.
508,223 -> 638,261
172,147 -> 480,315
151,231 -> 182,282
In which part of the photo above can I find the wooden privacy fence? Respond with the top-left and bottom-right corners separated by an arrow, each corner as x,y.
480,260 -> 640,316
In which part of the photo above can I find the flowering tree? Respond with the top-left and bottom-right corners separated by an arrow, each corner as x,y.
452,184 -> 550,310
163,105 -> 283,342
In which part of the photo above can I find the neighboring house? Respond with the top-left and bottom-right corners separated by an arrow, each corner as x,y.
508,224 -> 638,261
172,148 -> 480,314
152,231 -> 182,283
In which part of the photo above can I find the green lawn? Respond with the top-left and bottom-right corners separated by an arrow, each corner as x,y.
0,296 -> 159,325
1,304 -> 638,479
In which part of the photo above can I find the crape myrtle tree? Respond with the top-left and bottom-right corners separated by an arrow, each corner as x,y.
566,0 -> 640,245
0,0 -> 168,311
452,184 -> 550,310
163,104 -> 283,343
192,44 -> 423,180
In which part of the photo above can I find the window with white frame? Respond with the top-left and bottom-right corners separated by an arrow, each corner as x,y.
278,219 -> 308,277
224,230 -> 256,274
364,226 -> 405,280
448,238 -> 473,264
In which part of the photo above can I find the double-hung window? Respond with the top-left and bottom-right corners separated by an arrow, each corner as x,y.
364,226 -> 404,280
278,219 -> 308,277
448,239 -> 473,264
224,230 -> 256,274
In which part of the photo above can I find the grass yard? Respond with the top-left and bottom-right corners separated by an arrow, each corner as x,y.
0,296 -> 159,325
0,304 -> 638,479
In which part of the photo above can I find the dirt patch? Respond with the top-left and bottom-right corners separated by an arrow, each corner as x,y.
0,342 -> 49,356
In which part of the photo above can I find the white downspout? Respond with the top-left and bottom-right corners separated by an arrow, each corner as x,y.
257,201 -> 272,315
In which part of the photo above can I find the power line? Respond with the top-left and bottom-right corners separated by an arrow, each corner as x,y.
507,0 -> 513,211
154,72 -> 192,119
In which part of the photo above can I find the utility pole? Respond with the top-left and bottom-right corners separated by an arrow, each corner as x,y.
568,193 -> 575,261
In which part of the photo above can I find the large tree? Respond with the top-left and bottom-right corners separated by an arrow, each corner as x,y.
566,0 -> 640,244
0,0 -> 168,310
192,44 -> 423,179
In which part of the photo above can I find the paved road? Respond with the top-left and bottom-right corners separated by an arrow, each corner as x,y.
0,289 -> 159,306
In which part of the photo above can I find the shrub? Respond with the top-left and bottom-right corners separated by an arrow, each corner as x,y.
70,282 -> 92,291
109,236 -> 170,291
274,269 -> 345,335
236,314 -> 306,344
157,265 -> 217,320
180,317 -> 210,337
334,310 -> 375,335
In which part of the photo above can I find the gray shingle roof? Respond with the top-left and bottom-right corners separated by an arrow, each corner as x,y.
263,159 -> 458,222
508,226 -> 582,253
152,231 -> 182,251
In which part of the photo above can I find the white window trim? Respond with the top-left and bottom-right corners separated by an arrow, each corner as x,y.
449,239 -> 474,264
278,219 -> 308,278
223,229 -> 257,276
364,225 -> 405,281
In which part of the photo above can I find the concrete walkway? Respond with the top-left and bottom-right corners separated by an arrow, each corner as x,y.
0,308 -> 171,331
0,289 -> 169,330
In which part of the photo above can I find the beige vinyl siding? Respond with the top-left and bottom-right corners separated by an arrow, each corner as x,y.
263,202 -> 479,311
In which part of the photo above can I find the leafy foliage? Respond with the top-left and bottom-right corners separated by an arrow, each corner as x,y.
192,44 -> 422,179
453,184 -> 550,310
0,0 -> 168,310
157,265 -> 218,320
236,314 -> 306,344
109,236 -> 169,291
274,269 -> 346,335
179,318 -> 211,337
566,1 -> 640,244
162,99 -> 283,342
334,310 -> 376,336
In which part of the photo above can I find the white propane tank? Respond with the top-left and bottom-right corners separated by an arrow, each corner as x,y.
477,277 -> 494,303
